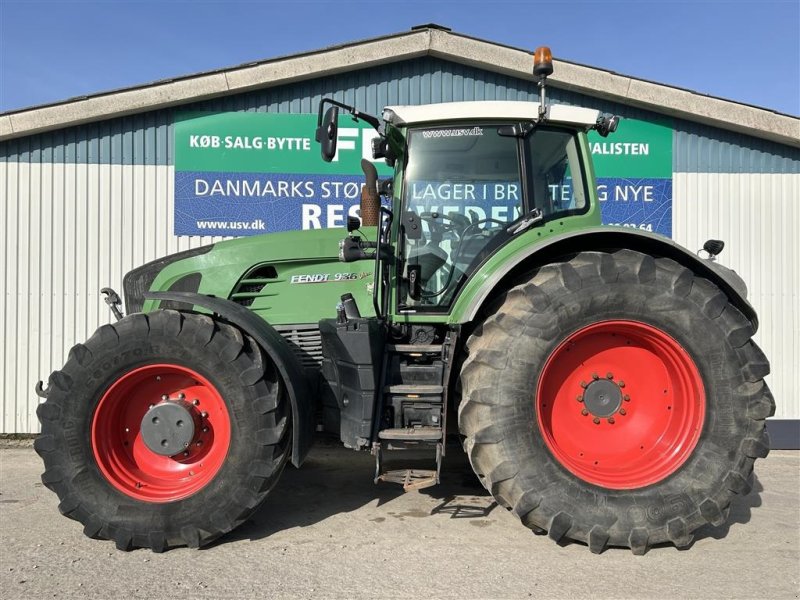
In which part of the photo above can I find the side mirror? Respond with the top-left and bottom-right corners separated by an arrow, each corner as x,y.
315,106 -> 339,162
595,114 -> 620,138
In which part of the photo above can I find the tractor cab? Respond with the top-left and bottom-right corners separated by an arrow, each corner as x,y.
316,58 -> 618,315
385,101 -> 600,310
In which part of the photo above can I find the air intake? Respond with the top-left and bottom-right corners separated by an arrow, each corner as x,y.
229,264 -> 278,307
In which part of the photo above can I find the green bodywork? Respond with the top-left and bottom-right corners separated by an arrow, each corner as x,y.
142,126 -> 603,326
143,227 -> 377,325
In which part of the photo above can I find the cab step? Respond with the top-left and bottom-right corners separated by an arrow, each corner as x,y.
386,344 -> 442,354
376,469 -> 439,491
374,442 -> 443,491
378,426 -> 442,441
384,384 -> 444,395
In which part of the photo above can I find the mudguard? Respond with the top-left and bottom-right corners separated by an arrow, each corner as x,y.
459,228 -> 758,330
145,291 -> 314,467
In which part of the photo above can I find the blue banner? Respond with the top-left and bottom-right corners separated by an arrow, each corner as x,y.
597,177 -> 672,237
175,172 -> 369,235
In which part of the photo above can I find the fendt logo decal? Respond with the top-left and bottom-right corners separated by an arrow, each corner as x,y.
290,272 -> 372,284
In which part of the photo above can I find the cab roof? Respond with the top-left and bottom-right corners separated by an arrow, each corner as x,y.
382,101 -> 601,129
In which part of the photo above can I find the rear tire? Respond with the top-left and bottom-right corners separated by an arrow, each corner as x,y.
35,310 -> 291,551
458,250 -> 774,554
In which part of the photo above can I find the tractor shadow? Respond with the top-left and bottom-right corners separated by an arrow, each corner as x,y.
218,436 -> 764,551
685,473 -> 764,545
219,436 -> 492,545
633,474 -> 764,554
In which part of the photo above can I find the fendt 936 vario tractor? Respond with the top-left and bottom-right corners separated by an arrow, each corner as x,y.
35,47 -> 774,554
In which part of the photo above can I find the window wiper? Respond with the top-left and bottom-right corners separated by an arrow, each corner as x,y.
506,208 -> 544,235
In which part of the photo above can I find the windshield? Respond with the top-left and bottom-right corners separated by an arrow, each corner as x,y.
399,123 -> 587,311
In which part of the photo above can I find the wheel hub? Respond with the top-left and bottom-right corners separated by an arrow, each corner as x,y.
582,379 -> 622,418
140,400 -> 198,456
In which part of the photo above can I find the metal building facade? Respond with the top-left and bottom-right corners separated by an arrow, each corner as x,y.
2,40 -> 799,442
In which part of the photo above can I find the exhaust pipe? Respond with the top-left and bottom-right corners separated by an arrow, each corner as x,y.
360,159 -> 380,227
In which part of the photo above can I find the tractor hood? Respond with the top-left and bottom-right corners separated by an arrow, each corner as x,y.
123,227 -> 377,325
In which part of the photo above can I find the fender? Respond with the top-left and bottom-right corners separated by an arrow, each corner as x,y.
456,227 -> 758,330
145,291 -> 314,467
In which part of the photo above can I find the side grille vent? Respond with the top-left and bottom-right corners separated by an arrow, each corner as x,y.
230,264 -> 278,307
274,324 -> 323,370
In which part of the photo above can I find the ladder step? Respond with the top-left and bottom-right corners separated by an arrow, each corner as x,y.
386,344 -> 442,354
385,384 -> 443,395
377,469 -> 439,491
378,426 -> 443,441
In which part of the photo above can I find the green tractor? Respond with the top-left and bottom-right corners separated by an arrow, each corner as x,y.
35,48 -> 774,554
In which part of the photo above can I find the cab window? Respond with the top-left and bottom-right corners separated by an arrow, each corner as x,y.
400,125 -> 523,309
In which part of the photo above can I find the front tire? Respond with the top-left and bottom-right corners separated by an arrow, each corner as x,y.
458,250 -> 774,554
35,310 -> 291,551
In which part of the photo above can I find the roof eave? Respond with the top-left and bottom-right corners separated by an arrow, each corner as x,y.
0,30 -> 432,141
1,27 -> 797,147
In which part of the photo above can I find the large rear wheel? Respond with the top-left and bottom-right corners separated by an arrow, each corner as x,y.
458,250 -> 774,553
36,310 -> 290,551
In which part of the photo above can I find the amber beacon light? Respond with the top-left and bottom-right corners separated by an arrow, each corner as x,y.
533,46 -> 554,78
533,46 -> 554,117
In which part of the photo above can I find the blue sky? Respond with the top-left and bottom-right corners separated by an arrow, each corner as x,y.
0,0 -> 798,115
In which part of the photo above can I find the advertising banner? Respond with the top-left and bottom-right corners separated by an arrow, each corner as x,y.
175,112 -> 673,237
174,112 -> 391,236
588,118 -> 673,237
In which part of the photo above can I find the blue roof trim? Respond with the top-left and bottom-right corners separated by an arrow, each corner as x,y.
1,56 -> 798,174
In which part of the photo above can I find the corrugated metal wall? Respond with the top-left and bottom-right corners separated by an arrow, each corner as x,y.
673,172 -> 799,421
1,56 -> 799,433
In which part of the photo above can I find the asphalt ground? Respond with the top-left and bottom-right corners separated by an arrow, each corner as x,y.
1,441 -> 798,600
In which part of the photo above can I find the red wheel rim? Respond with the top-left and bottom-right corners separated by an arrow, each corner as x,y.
536,320 -> 705,489
91,364 -> 231,502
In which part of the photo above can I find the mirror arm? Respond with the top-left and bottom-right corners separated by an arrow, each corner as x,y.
317,97 -> 381,132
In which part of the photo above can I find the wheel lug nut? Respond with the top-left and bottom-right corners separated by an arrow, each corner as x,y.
623,395 -> 630,402
608,417 -> 615,424
592,373 -> 599,380
581,409 -> 589,416
619,408 -> 627,416
606,372 -> 614,379
149,404 -> 155,409
196,441 -> 203,447
576,395 -> 584,403
618,381 -> 625,388
580,381 -> 588,389
178,392 -> 185,400
183,451 -> 189,457
200,411 -> 208,418
202,427 -> 209,433
592,417 -> 601,424
161,394 -> 169,401
193,399 -> 200,406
